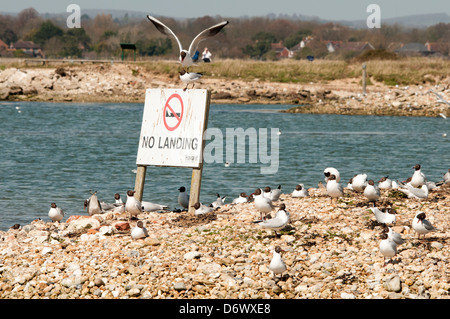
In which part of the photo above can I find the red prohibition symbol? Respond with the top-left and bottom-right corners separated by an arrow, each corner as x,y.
163,93 -> 184,131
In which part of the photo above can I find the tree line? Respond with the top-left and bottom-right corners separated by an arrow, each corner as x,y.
0,7 -> 449,60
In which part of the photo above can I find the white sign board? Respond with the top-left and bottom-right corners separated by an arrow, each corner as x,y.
136,89 -> 209,168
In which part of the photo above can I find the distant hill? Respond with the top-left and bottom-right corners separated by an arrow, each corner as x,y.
1,9 -> 449,28
342,13 -> 450,29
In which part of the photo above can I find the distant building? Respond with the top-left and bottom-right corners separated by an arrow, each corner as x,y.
395,43 -> 431,56
325,41 -> 343,53
324,41 -> 374,53
10,40 -> 44,57
425,42 -> 450,56
271,41 -> 294,58
0,39 -> 8,50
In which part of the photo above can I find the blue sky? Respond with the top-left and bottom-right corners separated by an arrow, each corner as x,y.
2,0 -> 450,20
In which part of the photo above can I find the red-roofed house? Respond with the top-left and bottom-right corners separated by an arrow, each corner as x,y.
10,40 -> 43,57
271,41 -> 294,58
425,42 -> 450,56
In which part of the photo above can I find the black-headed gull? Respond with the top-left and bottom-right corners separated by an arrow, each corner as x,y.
412,212 -> 436,239
254,203 -> 290,237
84,192 -> 104,216
324,167 -> 340,183
364,180 -> 380,205
444,168 -> 450,184
326,174 -> 343,205
269,246 -> 287,279
398,182 -> 429,199
378,176 -> 392,189
411,164 -> 427,188
178,186 -> 190,209
382,224 -> 405,246
131,220 -> 149,239
211,193 -> 226,208
267,185 -> 282,201
142,201 -> 169,212
291,184 -> 308,198
147,15 -> 228,70
179,70 -> 203,91
125,190 -> 143,220
369,207 -> 396,224
379,232 -> 398,265
232,192 -> 248,204
48,203 -> 64,222
253,188 -> 275,220
192,202 -> 214,216
351,173 -> 368,192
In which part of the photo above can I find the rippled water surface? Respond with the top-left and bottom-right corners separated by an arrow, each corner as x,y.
0,101 -> 448,230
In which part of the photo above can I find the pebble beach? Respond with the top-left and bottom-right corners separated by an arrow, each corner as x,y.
0,62 -> 449,118
1,183 -> 449,299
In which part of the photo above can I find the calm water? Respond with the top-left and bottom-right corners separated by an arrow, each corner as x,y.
0,101 -> 449,231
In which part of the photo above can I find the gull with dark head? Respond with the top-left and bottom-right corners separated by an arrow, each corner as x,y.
253,203 -> 290,237
326,174 -> 343,205
232,192 -> 248,204
147,15 -> 229,71
269,246 -> 287,280
253,188 -> 275,221
179,70 -> 203,91
125,190 -> 143,220
411,164 -> 427,188
291,184 -> 308,198
412,212 -> 436,239
48,203 -> 64,222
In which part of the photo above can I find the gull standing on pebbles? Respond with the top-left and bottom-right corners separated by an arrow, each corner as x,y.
411,164 -> 427,188
253,188 -> 275,221
125,190 -> 143,220
48,203 -> 64,222
382,224 -> 405,246
324,167 -> 340,183
131,221 -> 148,239
412,212 -> 436,239
351,173 -> 368,192
379,232 -> 398,265
179,70 -> 203,91
443,168 -> 450,184
178,187 -> 190,210
147,15 -> 229,71
253,204 -> 290,237
364,180 -> 380,206
269,246 -> 287,279
369,207 -> 396,224
267,185 -> 282,201
84,192 -> 104,216
291,184 -> 308,198
326,174 -> 343,205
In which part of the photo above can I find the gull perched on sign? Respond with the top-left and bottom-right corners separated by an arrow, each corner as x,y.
147,15 -> 229,71
179,70 -> 203,91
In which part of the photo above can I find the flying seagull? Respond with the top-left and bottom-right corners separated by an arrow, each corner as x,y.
147,15 -> 229,70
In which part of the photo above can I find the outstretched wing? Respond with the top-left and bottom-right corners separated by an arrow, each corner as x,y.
147,15 -> 183,53
188,21 -> 229,56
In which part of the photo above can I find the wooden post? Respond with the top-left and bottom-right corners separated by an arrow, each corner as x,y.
362,63 -> 367,96
188,90 -> 211,214
134,165 -> 147,202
